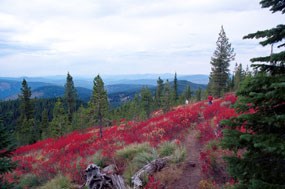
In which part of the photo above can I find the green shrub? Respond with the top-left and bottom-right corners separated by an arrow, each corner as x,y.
121,147 -> 158,185
116,142 -> 151,161
93,150 -> 107,167
38,175 -> 72,189
17,174 -> 41,188
123,163 -> 137,185
171,146 -> 186,163
158,141 -> 177,157
133,149 -> 158,168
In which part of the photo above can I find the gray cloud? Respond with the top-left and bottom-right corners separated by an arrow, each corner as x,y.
0,0 -> 283,76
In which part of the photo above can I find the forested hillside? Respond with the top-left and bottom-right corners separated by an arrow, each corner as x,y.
0,74 -> 207,145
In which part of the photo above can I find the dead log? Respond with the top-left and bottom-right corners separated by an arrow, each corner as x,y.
81,164 -> 127,189
82,157 -> 170,189
110,174 -> 127,189
131,157 -> 170,189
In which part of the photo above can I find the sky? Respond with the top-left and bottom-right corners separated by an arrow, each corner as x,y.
0,0 -> 283,77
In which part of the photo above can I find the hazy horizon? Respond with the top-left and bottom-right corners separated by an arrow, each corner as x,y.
0,73 -> 209,81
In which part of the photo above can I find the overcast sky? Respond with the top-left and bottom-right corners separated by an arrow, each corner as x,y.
0,0 -> 283,77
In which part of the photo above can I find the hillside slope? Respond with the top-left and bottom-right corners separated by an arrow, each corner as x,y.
6,94 -> 237,188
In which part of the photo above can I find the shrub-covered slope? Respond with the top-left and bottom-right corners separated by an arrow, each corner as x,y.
7,94 -> 238,188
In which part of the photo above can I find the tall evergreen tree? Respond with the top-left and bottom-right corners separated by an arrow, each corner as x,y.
72,105 -> 89,131
222,1 -> 285,188
64,72 -> 77,124
195,88 -> 202,101
17,79 -> 35,145
162,80 -> 173,113
184,85 -> 192,101
140,87 -> 153,118
40,108 -> 49,139
173,72 -> 178,101
233,63 -> 245,91
0,119 -> 16,188
155,77 -> 164,108
90,75 -> 109,138
19,79 -> 33,120
208,26 -> 235,97
49,99 -> 68,138
128,94 -> 145,121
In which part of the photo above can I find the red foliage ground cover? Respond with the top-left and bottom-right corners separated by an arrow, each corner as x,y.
7,93 -> 239,187
8,100 -> 203,184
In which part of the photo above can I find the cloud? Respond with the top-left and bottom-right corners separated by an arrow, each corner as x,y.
0,0 -> 283,76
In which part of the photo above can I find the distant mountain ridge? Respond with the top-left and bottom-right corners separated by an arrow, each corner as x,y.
0,74 -> 208,88
0,79 -> 55,100
0,75 -> 208,106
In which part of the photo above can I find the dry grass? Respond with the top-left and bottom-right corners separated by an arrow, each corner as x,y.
154,164 -> 184,186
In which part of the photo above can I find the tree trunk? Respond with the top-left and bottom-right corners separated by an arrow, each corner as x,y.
131,157 -> 170,189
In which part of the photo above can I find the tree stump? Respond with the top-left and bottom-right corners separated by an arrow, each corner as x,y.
81,164 -> 127,189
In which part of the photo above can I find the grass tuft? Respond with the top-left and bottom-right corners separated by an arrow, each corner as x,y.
115,142 -> 151,161
38,175 -> 72,189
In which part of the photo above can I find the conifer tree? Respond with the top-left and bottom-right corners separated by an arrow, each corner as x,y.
208,26 -> 235,97
222,1 -> 285,188
90,75 -> 109,138
0,119 -> 16,188
140,87 -> 153,118
195,88 -> 202,101
49,99 -> 68,137
64,72 -> 77,124
162,80 -> 173,112
72,105 -> 89,130
40,108 -> 49,139
19,79 -> 33,120
129,94 -> 144,121
17,79 -> 35,145
155,77 -> 164,108
233,63 -> 245,91
183,85 -> 192,101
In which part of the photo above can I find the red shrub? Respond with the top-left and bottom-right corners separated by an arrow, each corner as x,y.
9,96 -> 239,185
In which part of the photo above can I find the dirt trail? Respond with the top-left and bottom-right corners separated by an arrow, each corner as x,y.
168,129 -> 202,189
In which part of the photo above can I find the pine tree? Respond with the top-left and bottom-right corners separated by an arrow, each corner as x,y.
208,26 -> 235,97
140,87 -> 153,118
233,63 -> 245,91
49,99 -> 68,138
155,77 -> 164,108
184,85 -> 192,101
64,72 -> 77,124
173,72 -> 178,102
222,1 -> 285,188
17,79 -> 35,145
90,75 -> 109,138
19,79 -> 33,120
162,80 -> 173,113
72,105 -> 89,130
195,88 -> 202,101
0,119 -> 16,188
129,94 -> 144,121
40,108 -> 49,139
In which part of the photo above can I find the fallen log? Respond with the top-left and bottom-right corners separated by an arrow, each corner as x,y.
131,156 -> 170,189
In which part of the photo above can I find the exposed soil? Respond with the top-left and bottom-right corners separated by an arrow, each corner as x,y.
166,129 -> 203,189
